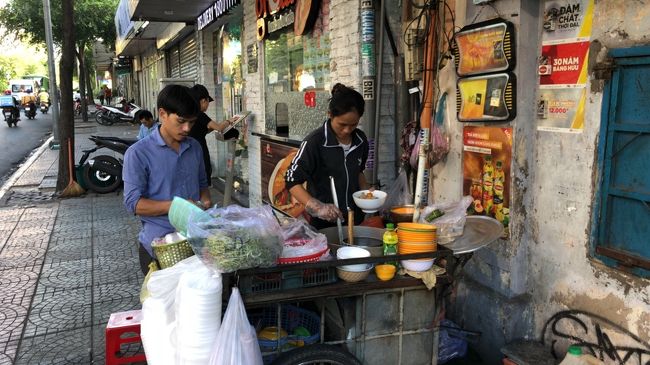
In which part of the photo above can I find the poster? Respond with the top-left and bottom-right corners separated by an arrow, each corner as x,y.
542,0 -> 594,44
457,73 -> 515,122
454,20 -> 514,76
539,41 -> 590,86
462,127 -> 513,232
537,87 -> 586,132
260,140 -> 306,218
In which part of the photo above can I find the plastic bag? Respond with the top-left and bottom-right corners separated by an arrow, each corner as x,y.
140,261 -> 159,303
418,196 -> 473,244
208,288 -> 263,365
429,93 -> 450,166
279,219 -> 329,261
381,169 -> 413,215
438,319 -> 469,364
187,205 -> 283,273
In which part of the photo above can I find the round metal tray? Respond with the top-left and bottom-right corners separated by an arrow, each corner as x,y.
442,216 -> 503,254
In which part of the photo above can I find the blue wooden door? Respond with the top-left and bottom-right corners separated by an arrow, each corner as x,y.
595,50 -> 650,276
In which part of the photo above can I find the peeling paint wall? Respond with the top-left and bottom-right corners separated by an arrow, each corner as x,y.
435,0 -> 650,362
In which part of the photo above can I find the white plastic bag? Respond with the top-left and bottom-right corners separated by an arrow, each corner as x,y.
418,196 -> 473,244
279,219 -> 329,261
380,169 -> 413,214
208,288 -> 263,365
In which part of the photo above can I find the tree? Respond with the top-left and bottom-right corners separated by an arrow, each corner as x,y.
57,0 -> 75,192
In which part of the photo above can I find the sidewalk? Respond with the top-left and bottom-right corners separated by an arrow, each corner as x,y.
0,119 -> 145,364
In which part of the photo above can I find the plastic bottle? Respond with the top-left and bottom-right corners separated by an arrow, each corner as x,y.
482,155 -> 494,217
382,223 -> 398,267
559,346 -> 604,365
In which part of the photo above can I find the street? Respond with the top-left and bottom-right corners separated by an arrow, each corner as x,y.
0,109 -> 53,185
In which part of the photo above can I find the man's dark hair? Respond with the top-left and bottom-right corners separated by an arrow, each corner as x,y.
157,85 -> 200,118
136,109 -> 153,121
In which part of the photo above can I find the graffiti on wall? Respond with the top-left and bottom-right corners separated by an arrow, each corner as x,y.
542,310 -> 650,364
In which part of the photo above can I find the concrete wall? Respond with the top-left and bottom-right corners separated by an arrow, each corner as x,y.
437,0 -> 650,363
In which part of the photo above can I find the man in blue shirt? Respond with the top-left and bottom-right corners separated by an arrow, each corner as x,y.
135,109 -> 158,140
123,85 -> 212,274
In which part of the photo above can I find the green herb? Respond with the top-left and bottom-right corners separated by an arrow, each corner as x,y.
425,209 -> 445,222
192,228 -> 280,272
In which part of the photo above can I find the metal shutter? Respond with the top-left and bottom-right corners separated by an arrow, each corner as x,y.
179,34 -> 198,80
169,46 -> 180,78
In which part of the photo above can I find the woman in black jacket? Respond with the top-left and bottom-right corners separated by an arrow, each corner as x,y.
285,83 -> 370,229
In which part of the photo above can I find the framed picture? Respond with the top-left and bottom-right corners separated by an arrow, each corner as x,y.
453,18 -> 516,76
456,73 -> 516,122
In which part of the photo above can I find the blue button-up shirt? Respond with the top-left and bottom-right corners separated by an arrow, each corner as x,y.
123,126 -> 208,256
137,122 -> 159,140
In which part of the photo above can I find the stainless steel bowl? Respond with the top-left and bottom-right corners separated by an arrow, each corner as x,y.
318,226 -> 385,257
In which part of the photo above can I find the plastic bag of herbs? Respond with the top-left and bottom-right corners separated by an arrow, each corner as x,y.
187,205 -> 283,273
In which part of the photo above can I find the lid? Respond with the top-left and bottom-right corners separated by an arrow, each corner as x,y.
386,223 -> 395,229
567,345 -> 582,356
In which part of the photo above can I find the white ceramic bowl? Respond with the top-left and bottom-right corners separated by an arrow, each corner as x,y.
352,190 -> 388,213
337,246 -> 371,272
400,259 -> 434,272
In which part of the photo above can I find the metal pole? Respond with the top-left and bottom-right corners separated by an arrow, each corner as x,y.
43,0 -> 60,149
371,0 -> 386,186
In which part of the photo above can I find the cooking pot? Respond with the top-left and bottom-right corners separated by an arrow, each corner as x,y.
318,226 -> 384,257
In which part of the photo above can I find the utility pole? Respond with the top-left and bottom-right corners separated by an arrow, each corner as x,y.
43,0 -> 60,149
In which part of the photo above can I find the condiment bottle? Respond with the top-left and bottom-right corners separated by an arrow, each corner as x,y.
382,223 -> 398,267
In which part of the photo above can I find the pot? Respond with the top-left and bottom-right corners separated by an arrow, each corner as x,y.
390,205 -> 416,223
319,226 -> 384,257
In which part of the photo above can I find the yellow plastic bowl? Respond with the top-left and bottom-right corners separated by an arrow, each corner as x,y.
375,264 -> 396,281
397,222 -> 437,231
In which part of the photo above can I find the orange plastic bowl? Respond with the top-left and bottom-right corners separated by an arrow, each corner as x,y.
397,222 -> 437,232
397,231 -> 436,243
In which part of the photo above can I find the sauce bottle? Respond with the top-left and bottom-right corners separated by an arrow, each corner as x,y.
382,223 -> 398,267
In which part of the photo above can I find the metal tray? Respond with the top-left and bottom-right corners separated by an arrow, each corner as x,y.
442,216 -> 503,254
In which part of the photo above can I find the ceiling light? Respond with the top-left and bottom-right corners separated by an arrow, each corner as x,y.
141,21 -> 150,29
163,10 -> 174,15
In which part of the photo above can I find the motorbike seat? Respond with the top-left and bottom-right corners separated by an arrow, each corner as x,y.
91,135 -> 138,145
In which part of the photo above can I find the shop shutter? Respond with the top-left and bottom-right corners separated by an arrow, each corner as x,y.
169,46 -> 180,78
594,48 -> 650,277
179,34 -> 198,80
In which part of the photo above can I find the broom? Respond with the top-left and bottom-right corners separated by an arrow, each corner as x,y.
60,138 -> 85,197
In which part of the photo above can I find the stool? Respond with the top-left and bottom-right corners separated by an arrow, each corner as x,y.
105,310 -> 147,365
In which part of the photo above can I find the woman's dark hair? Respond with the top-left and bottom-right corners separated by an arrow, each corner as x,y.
157,84 -> 200,118
328,83 -> 365,117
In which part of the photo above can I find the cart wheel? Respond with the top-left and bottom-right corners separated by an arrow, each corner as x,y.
270,344 -> 362,365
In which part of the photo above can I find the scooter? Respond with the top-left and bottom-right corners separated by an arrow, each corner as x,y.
94,99 -> 140,126
77,135 -> 137,193
24,102 -> 37,119
3,107 -> 18,127
40,102 -> 49,114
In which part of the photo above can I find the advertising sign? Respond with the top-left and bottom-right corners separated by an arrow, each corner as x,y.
539,41 -> 589,86
537,87 -> 586,132
453,19 -> 515,76
462,126 -> 513,232
260,140 -> 306,218
457,73 -> 516,122
542,0 -> 594,44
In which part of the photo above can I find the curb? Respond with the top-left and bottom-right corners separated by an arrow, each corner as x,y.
0,136 -> 54,203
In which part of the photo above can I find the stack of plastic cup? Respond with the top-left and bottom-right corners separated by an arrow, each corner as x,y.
175,268 -> 222,365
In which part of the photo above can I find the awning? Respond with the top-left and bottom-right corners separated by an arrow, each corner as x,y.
128,0 -> 215,23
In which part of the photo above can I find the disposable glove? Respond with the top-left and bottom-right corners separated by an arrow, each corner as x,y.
305,198 -> 343,222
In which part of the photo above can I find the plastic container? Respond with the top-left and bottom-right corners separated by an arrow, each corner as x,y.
559,346 -> 604,365
382,223 -> 398,267
238,267 -> 337,295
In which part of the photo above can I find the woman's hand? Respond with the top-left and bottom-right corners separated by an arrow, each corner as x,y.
305,198 -> 343,222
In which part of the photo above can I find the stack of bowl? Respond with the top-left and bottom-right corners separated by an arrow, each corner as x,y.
396,222 -> 437,272
336,246 -> 373,282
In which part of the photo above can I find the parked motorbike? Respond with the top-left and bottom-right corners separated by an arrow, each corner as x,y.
24,102 -> 37,119
3,107 -> 18,127
94,100 -> 140,126
77,135 -> 137,193
40,102 -> 49,114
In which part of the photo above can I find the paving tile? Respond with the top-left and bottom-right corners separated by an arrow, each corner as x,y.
14,327 -> 92,365
49,229 -> 91,241
8,227 -> 52,239
95,256 -> 141,285
0,246 -> 46,270
46,240 -> 93,263
93,281 -> 141,326
0,302 -> 27,352
0,208 -> 24,222
0,267 -> 38,305
19,206 -> 58,222
38,259 -> 92,289
23,287 -> 91,338
0,341 -> 18,365
3,235 -> 50,250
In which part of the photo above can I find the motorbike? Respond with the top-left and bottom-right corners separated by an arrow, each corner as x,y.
3,107 -> 18,127
77,135 -> 137,193
94,100 -> 140,126
40,102 -> 49,114
24,102 -> 37,119
73,98 -> 82,115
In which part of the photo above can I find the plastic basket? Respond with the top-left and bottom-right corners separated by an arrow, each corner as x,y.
152,239 -> 195,269
248,305 -> 320,364
239,267 -> 337,295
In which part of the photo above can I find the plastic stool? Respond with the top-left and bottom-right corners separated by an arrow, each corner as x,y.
105,310 -> 147,365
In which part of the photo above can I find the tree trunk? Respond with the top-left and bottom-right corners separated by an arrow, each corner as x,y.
56,0 -> 76,192
77,42 -> 89,123
85,55 -> 95,106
